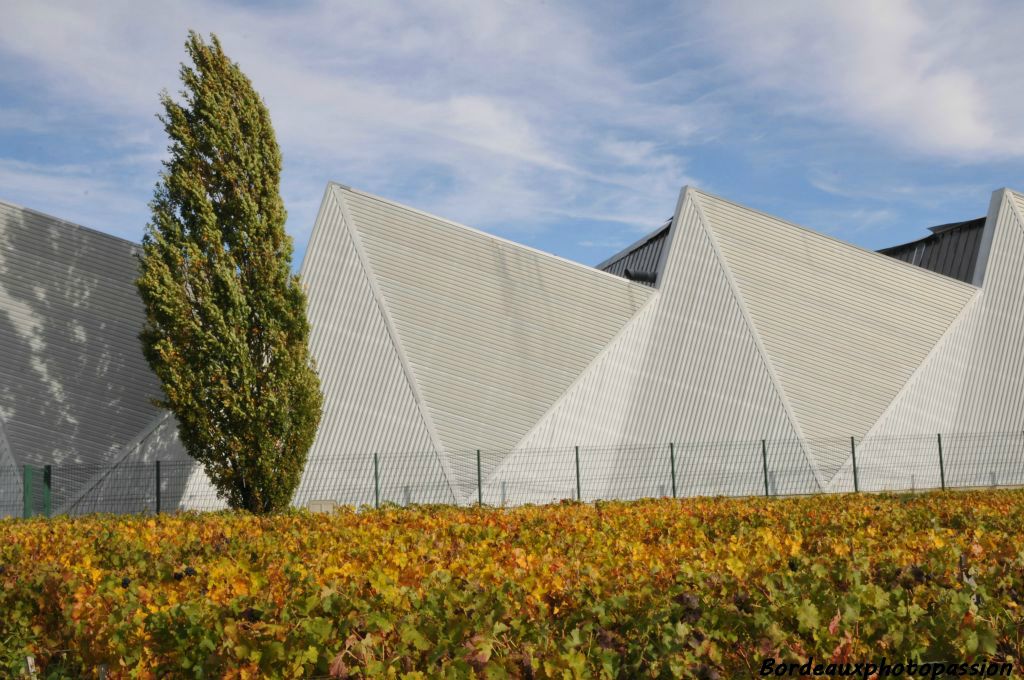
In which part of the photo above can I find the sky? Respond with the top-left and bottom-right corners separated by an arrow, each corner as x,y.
1,0 -> 1022,267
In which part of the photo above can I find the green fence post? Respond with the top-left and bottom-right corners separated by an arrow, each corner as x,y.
42,465 -> 51,518
937,433 -> 946,490
669,442 -> 677,498
850,436 -> 860,493
574,446 -> 581,501
761,440 -> 771,497
373,453 -> 380,509
476,449 -> 482,506
22,465 -> 32,518
155,460 -> 162,515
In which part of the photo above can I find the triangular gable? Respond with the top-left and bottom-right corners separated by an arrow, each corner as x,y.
486,189 -> 818,502
954,189 -> 1024,435
336,186 -> 654,497
296,187 -> 456,505
694,190 -> 977,448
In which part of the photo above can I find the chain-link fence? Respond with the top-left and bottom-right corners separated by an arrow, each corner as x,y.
3,430 -> 1024,518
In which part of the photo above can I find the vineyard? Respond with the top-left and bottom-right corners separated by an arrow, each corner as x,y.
2,491 -> 1022,678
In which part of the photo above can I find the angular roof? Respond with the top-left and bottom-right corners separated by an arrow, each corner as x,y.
5,182 -> 1022,508
694,190 -> 978,451
602,210 -> 989,287
300,183 -> 1010,502
297,184 -> 656,503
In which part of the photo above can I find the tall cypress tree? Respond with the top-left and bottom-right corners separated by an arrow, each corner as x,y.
137,32 -> 322,513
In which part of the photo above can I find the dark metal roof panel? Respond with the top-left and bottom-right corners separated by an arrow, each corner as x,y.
878,217 -> 986,284
596,220 -> 671,286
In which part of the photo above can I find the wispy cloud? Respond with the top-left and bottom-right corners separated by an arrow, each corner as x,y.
0,0 -> 703,257
0,0 -> 1020,265
0,159 -> 148,238
694,0 -> 1024,159
807,167 -> 989,209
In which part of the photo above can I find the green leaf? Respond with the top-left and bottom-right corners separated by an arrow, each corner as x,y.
400,624 -> 432,652
976,628 -> 997,656
796,600 -> 820,631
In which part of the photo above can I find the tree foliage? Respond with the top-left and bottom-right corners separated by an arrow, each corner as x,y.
137,32 -> 322,513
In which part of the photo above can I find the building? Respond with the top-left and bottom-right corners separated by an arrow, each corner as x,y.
0,202 -> 210,515
2,184 -> 1023,513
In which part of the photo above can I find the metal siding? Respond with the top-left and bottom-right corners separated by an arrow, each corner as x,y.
0,202 -> 165,473
597,223 -> 670,285
863,294 -> 982,438
8,184 -> 1024,509
696,190 -> 977,445
340,186 -> 654,475
955,191 -> 1024,435
834,295 -> 984,492
484,190 -> 816,503
832,191 -> 1024,491
0,416 -> 13,472
56,413 -> 225,514
878,218 -> 986,283
294,187 -> 454,506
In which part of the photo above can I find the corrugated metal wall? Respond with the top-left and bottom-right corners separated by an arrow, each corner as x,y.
0,202 -> 165,469
340,185 -> 654,499
54,413 -> 224,515
825,190 -> 1024,492
697,190 -> 977,446
879,218 -> 986,284
596,222 -> 671,285
9,184 -> 1024,510
954,190 -> 1024,434
484,189 -> 817,502
862,294 -> 983,439
292,186 -> 1024,505
294,187 -> 455,506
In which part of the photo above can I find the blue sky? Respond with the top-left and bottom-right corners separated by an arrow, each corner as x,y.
1,1 -> 1022,267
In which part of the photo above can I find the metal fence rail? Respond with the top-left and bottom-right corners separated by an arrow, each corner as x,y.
3,430 -> 1024,518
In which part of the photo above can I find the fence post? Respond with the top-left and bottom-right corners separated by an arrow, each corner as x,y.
761,440 -> 771,497
373,453 -> 380,509
669,442 -> 677,498
574,446 -> 581,501
22,465 -> 32,518
850,436 -> 859,492
936,434 -> 946,491
155,460 -> 162,514
42,466 -> 51,518
476,449 -> 482,506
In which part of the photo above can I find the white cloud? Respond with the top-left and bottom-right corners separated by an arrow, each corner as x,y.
3,0 -> 1017,263
0,0 -> 703,251
807,167 -> 989,209
0,159 -> 146,238
695,0 -> 1024,159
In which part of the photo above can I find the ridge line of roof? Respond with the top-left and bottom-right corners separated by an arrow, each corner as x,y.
878,217 -> 986,254
329,182 -> 656,292
926,216 -> 987,235
0,198 -> 139,251
690,188 -> 980,291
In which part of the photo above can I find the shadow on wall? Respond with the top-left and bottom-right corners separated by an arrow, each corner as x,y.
54,414 -> 226,515
0,204 -> 165,468
0,415 -> 225,518
0,204 -> 210,512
